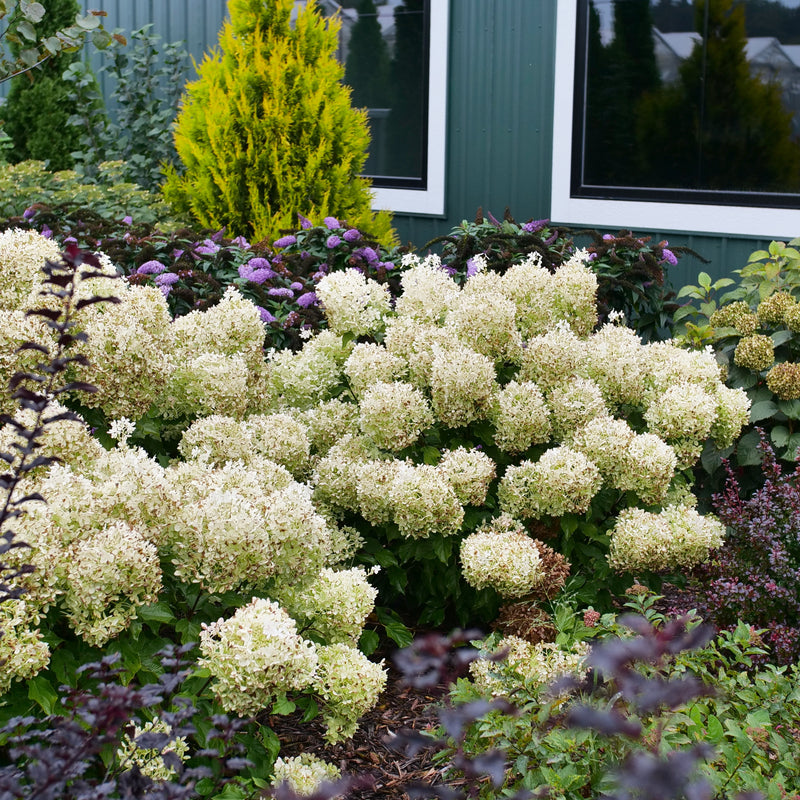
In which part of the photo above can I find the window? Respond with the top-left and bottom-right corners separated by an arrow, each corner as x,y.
335,0 -> 448,215
552,0 -> 800,237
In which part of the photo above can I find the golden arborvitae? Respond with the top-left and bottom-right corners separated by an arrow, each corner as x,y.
163,0 -> 394,244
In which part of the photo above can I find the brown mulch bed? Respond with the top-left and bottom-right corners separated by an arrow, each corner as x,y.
270,660 -> 452,799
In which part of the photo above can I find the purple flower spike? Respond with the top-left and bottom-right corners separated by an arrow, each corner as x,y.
379,261 -> 395,271
64,236 -> 78,245
602,233 -> 616,241
343,228 -> 361,242
274,235 -> 297,248
231,235 -> 250,249
358,246 -> 379,266
23,206 -> 36,221
238,263 -> 275,284
487,211 -> 502,228
297,291 -> 318,308
137,259 -> 167,275
522,218 -> 548,233
159,285 -> 171,298
297,213 -> 312,230
268,287 -> 294,299
172,248 -> 184,260
661,248 -> 678,266
155,272 -> 180,286
41,225 -> 52,239
290,281 -> 304,291
326,234 -> 341,249
466,259 -> 480,278
257,306 -> 277,324
323,216 -> 340,229
194,239 -> 220,256
122,215 -> 133,226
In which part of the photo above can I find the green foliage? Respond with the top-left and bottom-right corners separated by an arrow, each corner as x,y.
0,159 -> 175,223
163,0 -> 393,245
3,0 -> 83,170
674,238 -> 800,483
452,607 -> 800,800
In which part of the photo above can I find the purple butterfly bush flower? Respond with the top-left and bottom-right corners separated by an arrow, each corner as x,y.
194,239 -> 220,256
268,287 -> 294,299
64,236 -> 77,245
257,306 -> 277,324
40,225 -> 52,239
137,259 -> 168,275
290,282 -> 304,292
323,216 -> 340,229
230,235 -> 250,249
122,215 -> 133,226
522,218 -> 548,233
274,235 -> 297,248
661,247 -> 678,266
379,261 -> 395,271
297,291 -> 318,308
297,213 -> 312,230
343,228 -> 361,242
23,206 -> 36,221
155,272 -> 180,286
238,261 -> 275,284
357,246 -> 379,266
602,233 -> 616,242
326,234 -> 341,249
466,258 -> 480,278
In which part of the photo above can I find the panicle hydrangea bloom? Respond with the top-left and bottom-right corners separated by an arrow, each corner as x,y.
358,381 -> 434,452
469,636 -> 588,698
785,302 -> 800,332
641,342 -> 721,398
383,317 -> 462,389
445,287 -> 522,363
272,754 -> 342,797
710,385 -> 751,447
546,378 -> 608,440
171,286 -> 266,371
709,301 -> 758,335
644,382 -> 717,445
492,380 -> 551,453
389,462 -> 464,538
276,566 -> 378,645
312,643 -> 387,743
0,309 -> 54,414
315,269 -> 392,337
733,333 -> 775,372
429,344 -> 498,427
268,331 -> 350,410
179,415 -> 253,464
757,291 -> 796,326
245,413 -> 311,477
116,718 -> 189,781
300,399 -> 361,456
200,598 -> 318,717
343,342 -> 407,398
518,324 -> 588,392
549,252 -> 598,336
569,416 -> 635,483
608,504 -> 725,572
618,433 -> 678,506
62,521 -> 161,647
0,599 -> 51,693
157,352 -> 249,419
312,435 -> 382,513
394,256 -> 459,324
584,323 -> 647,407
78,285 -> 175,420
460,514 -> 544,598
499,446 -> 602,519
0,228 -> 62,310
355,458 -> 403,525
437,446 -> 496,506
766,361 -> 800,400
500,253 -> 557,338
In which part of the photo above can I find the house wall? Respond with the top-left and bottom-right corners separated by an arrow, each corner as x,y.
59,1 -> 792,284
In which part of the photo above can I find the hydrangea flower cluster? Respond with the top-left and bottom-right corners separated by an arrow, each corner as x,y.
116,718 -> 189,781
271,754 -> 341,796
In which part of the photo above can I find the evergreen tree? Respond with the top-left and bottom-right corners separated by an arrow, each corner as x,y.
344,0 -> 391,109
3,0 -> 84,170
636,0 -> 800,191
163,0 -> 394,244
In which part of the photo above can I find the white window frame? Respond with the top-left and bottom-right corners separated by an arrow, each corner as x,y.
371,0 -> 449,216
551,0 -> 800,239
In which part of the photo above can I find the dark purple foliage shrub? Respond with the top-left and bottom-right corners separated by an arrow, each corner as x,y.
691,434 -> 800,663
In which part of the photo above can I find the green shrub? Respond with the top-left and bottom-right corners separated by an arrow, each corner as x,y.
163,0 -> 394,246
3,0 -> 84,170
674,238 -> 800,486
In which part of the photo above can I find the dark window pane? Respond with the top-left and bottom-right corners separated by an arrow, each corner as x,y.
340,0 -> 429,187
574,0 -> 800,206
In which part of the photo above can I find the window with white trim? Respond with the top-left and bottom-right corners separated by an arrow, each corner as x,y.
552,0 -> 800,237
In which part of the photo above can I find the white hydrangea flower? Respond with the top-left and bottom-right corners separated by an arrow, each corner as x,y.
276,566 -> 378,645
116,717 -> 189,782
429,344 -> 498,427
710,385 -> 751,449
344,342 -> 407,398
549,251 -> 598,336
383,317 -> 463,389
245,413 -> 311,477
272,754 -> 342,797
608,505 -> 725,572
584,323 -> 647,407
445,287 -> 522,362
644,383 -> 717,443
312,434 -> 382,513
519,325 -> 588,392
0,228 -> 62,310
546,378 -> 608,440
300,399 -> 361,456
460,515 -> 544,598
0,309 -> 54,414
359,381 -> 434,452
395,258 -> 459,323
0,599 -> 50,693
355,458 -> 404,525
470,636 -> 589,698
200,598 -> 318,717
492,380 -> 551,453
312,643 -> 387,743
642,341 -> 722,398
500,253 -> 557,338
389,462 -> 464,538
437,446 -> 496,506
499,446 -> 602,519
316,269 -> 392,337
